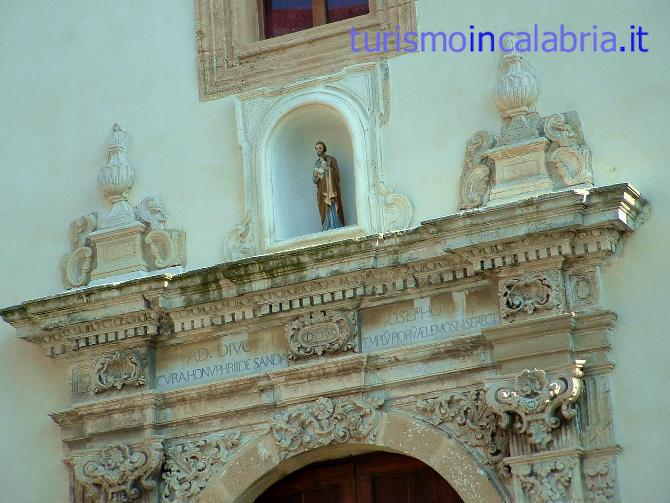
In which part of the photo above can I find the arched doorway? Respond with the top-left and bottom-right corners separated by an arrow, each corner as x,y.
256,452 -> 464,503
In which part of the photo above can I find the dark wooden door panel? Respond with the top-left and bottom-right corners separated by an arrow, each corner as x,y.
257,461 -> 355,503
256,452 -> 464,503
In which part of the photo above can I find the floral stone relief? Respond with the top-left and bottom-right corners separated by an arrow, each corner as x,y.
162,432 -> 241,503
499,270 -> 566,322
513,457 -> 577,503
72,441 -> 163,503
270,396 -> 384,459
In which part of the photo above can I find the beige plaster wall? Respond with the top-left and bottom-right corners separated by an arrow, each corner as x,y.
0,0 -> 668,500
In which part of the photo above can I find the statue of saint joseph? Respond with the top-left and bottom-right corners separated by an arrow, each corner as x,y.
312,141 -> 345,231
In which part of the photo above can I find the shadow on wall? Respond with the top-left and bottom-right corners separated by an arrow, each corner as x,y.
270,104 -> 356,241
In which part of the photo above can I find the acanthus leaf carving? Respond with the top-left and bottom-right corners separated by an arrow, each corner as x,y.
584,461 -> 616,502
499,270 -> 565,322
416,390 -> 509,462
285,310 -> 359,360
270,396 -> 383,459
162,432 -> 241,503
545,113 -> 593,188
93,349 -> 147,393
486,363 -> 584,449
513,457 -> 576,503
73,441 -> 163,503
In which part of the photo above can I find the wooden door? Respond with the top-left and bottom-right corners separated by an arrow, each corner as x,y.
256,452 -> 464,503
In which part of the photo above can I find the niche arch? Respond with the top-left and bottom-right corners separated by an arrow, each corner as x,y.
196,411 -> 506,503
228,63 -> 414,259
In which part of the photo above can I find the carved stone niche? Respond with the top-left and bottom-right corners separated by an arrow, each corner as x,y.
226,62 -> 414,260
458,36 -> 594,210
285,310 -> 359,360
61,124 -> 187,289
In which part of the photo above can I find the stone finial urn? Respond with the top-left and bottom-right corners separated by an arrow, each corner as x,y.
98,124 -> 137,228
494,36 -> 539,119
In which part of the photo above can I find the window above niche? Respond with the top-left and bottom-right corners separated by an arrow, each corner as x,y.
262,0 -> 370,39
195,0 -> 417,100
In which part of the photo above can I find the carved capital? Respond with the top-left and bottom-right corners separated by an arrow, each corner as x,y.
512,457 -> 577,503
93,349 -> 148,393
270,396 -> 383,459
73,441 -> 163,503
162,432 -> 241,503
486,363 -> 584,449
285,310 -> 359,360
499,270 -> 565,322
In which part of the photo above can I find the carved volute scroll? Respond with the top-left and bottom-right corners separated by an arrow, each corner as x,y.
486,363 -> 584,450
59,124 -> 187,289
270,396 -> 384,459
285,310 -> 359,360
459,131 -> 495,209
72,441 -> 163,503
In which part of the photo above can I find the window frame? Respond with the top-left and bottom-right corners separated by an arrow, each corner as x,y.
195,0 -> 418,100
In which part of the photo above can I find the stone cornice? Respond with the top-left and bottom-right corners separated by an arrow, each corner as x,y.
1,184 -> 647,357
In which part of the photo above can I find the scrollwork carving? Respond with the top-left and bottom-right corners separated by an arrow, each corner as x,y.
459,131 -> 495,209
377,181 -> 414,230
73,441 -> 163,503
513,458 -> 576,503
285,310 -> 359,360
224,211 -> 256,260
499,271 -> 565,322
270,396 -> 383,459
416,390 -> 509,462
162,432 -> 241,503
486,363 -> 584,449
93,349 -> 147,393
62,246 -> 95,289
146,228 -> 187,269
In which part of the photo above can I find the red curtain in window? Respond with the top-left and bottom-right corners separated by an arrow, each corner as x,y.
327,0 -> 369,23
264,0 -> 369,39
264,0 -> 314,39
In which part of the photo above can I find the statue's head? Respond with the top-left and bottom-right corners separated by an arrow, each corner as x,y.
315,141 -> 327,157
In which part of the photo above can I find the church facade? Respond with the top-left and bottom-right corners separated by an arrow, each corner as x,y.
0,1 -> 667,502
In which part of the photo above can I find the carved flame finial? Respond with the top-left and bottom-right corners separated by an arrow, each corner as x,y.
98,124 -> 136,228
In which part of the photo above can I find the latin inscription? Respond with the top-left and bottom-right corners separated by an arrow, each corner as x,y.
361,295 -> 501,352
156,332 -> 288,390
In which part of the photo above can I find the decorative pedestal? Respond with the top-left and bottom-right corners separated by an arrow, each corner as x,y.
488,138 -> 554,204
88,222 -> 148,283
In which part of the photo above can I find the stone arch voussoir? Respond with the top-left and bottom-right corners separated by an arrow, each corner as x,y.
197,410 -> 507,503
